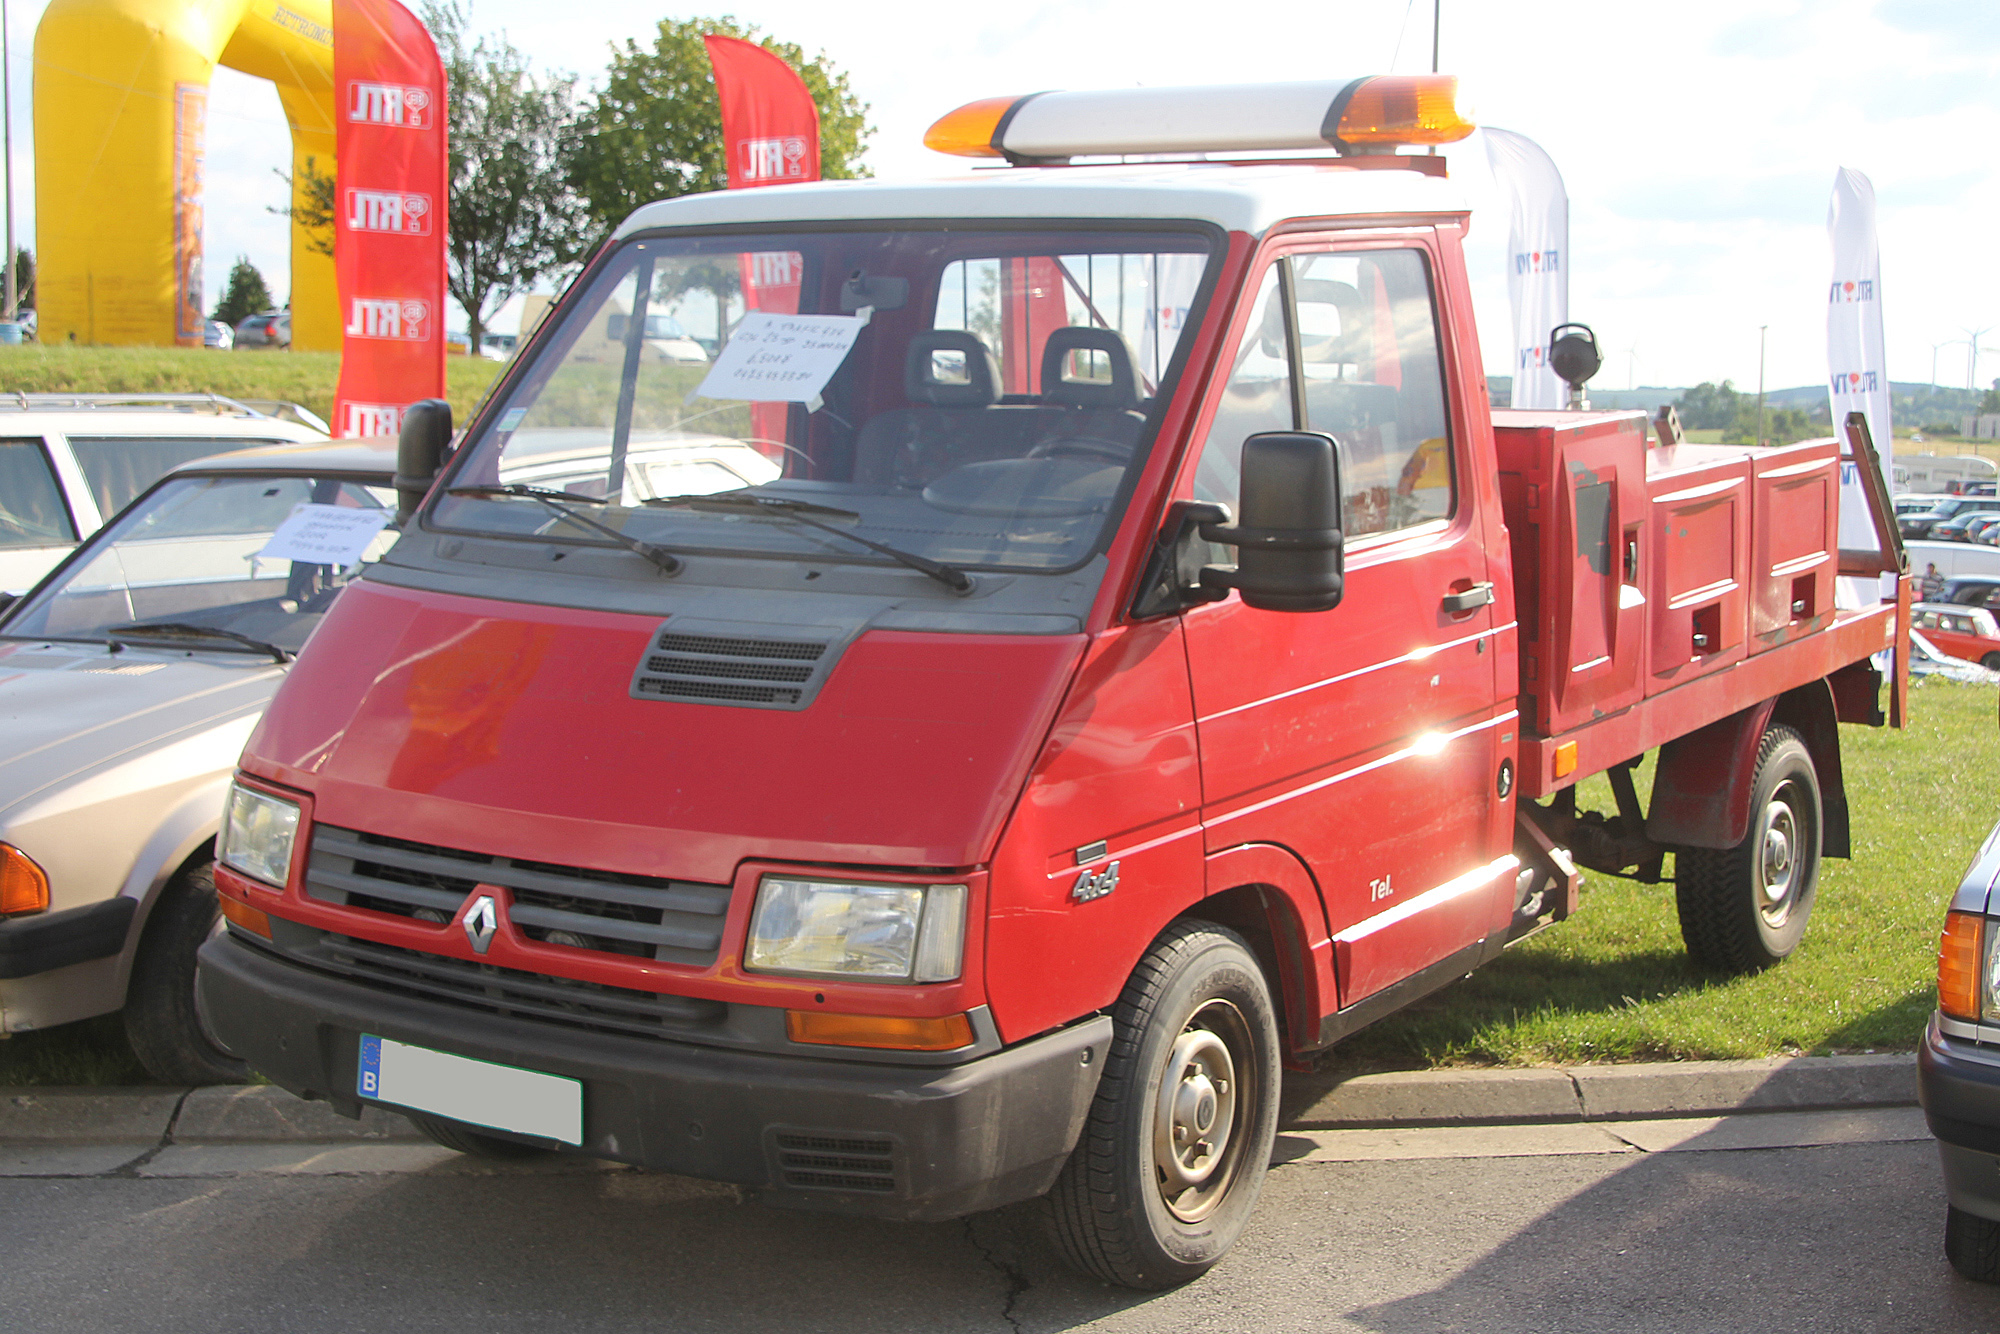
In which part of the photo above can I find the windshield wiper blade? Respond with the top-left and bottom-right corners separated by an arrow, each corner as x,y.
447,485 -> 683,575
108,622 -> 291,664
650,492 -> 971,594
646,492 -> 861,521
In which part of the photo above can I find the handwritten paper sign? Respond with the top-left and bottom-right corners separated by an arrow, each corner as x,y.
693,311 -> 865,408
255,503 -> 394,568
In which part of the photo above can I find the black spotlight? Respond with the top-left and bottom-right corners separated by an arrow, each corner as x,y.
1548,322 -> 1602,409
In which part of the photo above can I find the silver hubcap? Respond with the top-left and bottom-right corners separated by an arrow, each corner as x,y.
1152,1000 -> 1248,1223
1757,785 -> 1801,927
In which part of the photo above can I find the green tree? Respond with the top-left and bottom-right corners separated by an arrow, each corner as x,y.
570,16 -> 872,234
269,157 -> 337,259
1721,403 -> 1813,446
12,248 -> 33,312
1981,378 -> 1999,416
211,257 -> 274,327
1676,380 -> 1741,430
424,2 -> 593,349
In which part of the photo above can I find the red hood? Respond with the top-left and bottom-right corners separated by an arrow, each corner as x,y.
244,581 -> 1085,882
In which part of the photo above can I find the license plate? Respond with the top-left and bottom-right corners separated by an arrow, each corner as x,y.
357,1034 -> 583,1145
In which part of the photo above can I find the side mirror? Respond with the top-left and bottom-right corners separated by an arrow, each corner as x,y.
1198,431 -> 1344,612
395,399 -> 453,523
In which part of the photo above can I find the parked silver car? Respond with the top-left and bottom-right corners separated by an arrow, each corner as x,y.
0,437 -> 397,1081
0,394 -> 328,601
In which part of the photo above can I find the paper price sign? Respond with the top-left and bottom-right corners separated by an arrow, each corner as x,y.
694,312 -> 866,406
256,503 -> 394,568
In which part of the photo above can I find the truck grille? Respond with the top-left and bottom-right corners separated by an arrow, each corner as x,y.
771,1130 -> 899,1193
299,933 -> 727,1040
306,825 -> 731,968
629,624 -> 838,710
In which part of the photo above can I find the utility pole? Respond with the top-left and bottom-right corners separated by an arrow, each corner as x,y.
3,0 -> 15,322
1757,325 -> 1767,447
1431,0 -> 1441,73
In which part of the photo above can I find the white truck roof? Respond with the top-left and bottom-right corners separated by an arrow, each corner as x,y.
612,162 -> 1470,241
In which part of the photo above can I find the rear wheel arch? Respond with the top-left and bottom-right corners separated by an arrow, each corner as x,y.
1648,683 -> 1848,857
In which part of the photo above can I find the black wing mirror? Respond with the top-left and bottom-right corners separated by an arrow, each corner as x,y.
395,399 -> 453,523
1197,431 -> 1345,613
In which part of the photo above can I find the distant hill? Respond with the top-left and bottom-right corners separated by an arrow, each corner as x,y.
1486,378 -> 1988,421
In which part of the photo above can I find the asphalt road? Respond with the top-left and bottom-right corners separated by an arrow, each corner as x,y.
3,1109 -> 1996,1333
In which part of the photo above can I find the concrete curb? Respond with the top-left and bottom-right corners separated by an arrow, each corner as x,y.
1281,1053 -> 1919,1129
0,1054 -> 1922,1145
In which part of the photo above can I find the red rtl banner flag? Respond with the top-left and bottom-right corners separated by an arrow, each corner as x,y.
704,35 -> 820,192
333,0 -> 448,439
705,35 -> 820,458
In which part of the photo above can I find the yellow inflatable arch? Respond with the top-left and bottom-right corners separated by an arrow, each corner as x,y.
34,0 -> 340,351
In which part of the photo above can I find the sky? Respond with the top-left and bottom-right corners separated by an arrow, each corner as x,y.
2,0 -> 1995,395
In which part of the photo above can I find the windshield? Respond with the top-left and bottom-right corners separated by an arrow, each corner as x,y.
433,226 -> 1215,575
1,473 -> 396,653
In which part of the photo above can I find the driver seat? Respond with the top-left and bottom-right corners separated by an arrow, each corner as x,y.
1034,327 -> 1146,457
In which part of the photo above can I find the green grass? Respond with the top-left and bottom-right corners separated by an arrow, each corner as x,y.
0,343 -> 508,431
1323,677 -> 1993,1072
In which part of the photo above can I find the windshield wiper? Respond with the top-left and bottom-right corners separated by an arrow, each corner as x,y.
108,622 -> 291,664
649,492 -> 972,594
446,485 -> 683,575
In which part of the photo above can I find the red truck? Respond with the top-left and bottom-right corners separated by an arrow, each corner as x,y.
198,76 -> 1909,1289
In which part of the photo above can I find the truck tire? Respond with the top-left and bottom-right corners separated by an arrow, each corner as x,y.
122,862 -> 251,1085
1043,921 -> 1280,1290
406,1112 -> 555,1160
1675,724 -> 1821,973
1947,1204 -> 2000,1283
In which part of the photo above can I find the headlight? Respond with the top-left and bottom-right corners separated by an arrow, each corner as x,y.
219,782 -> 301,888
747,876 -> 966,983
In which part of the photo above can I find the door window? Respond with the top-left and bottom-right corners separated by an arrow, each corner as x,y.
0,438 -> 75,548
1190,249 -> 1453,539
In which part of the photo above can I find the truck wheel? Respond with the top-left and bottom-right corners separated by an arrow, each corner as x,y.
1675,724 -> 1821,973
1947,1204 -> 2000,1283
406,1112 -> 555,1160
122,862 -> 251,1085
1043,921 -> 1280,1290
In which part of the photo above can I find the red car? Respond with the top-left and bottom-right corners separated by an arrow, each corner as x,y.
1914,603 -> 2000,670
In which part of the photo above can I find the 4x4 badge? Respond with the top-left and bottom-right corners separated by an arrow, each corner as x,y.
463,894 -> 499,954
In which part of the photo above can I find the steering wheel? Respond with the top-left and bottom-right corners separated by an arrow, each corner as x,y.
1028,436 -> 1133,465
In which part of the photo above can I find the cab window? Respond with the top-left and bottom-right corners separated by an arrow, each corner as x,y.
1190,248 -> 1453,539
0,438 -> 75,548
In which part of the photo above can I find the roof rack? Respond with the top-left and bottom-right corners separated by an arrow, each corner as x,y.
0,392 -> 323,429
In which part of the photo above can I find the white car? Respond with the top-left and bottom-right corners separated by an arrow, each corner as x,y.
0,394 -> 328,602
0,436 -> 397,1082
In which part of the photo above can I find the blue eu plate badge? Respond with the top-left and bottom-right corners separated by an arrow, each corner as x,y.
358,1033 -> 383,1098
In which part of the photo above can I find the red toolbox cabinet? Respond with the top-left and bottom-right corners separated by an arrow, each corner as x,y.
1645,443 -> 1753,694
1748,438 -> 1839,651
1494,410 -> 1651,735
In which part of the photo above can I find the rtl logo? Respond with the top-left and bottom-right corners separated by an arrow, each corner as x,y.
739,136 -> 809,182
346,297 -> 432,342
346,189 -> 433,236
1520,346 -> 1548,370
348,81 -> 432,128
342,403 -> 404,437
1827,279 -> 1875,303
1830,370 -> 1880,394
1513,249 -> 1560,275
749,251 -> 802,287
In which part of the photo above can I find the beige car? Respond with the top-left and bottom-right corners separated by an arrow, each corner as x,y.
0,437 -> 395,1082
0,394 -> 328,602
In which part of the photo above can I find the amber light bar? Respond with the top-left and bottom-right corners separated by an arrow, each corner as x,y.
924,75 -> 1474,162
1939,911 -> 1984,1022
786,1010 -> 975,1051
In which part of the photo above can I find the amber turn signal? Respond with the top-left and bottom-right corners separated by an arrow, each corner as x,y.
219,894 -> 273,940
1334,75 -> 1475,147
786,1010 -> 975,1051
1553,739 -> 1579,779
0,844 -> 50,915
1939,911 -> 1984,1021
922,95 -> 1017,158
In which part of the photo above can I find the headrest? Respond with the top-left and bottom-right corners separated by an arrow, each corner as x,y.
906,330 -> 1001,407
1039,327 -> 1140,410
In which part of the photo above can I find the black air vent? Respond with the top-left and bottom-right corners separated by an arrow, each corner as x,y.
771,1130 -> 898,1193
630,623 -> 841,711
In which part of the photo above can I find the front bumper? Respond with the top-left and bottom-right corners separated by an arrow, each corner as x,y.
198,931 -> 1110,1221
1919,1015 -> 2000,1222
0,898 -> 135,980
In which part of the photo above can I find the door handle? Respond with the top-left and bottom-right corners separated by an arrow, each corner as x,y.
1442,582 -> 1495,614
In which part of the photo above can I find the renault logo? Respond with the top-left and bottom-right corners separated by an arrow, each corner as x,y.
462,894 -> 499,954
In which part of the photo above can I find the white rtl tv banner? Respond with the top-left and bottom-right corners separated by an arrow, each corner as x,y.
1826,167 -> 1893,605
1483,128 -> 1569,411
